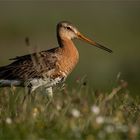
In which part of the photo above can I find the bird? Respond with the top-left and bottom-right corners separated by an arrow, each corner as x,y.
0,21 -> 112,97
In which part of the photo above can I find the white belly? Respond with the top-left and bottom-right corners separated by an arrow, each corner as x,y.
0,77 -> 65,92
28,77 -> 65,92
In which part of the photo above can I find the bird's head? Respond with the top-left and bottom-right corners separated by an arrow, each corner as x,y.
57,21 -> 113,53
57,21 -> 79,40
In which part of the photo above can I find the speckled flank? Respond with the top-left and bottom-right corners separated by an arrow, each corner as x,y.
0,21 -> 112,93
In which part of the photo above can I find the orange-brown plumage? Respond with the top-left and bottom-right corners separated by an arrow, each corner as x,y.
57,38 -> 79,76
0,21 -> 112,95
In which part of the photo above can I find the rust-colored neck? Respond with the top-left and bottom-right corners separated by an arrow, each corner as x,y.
57,37 -> 79,76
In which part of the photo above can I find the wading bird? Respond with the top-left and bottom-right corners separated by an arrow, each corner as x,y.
0,21 -> 112,96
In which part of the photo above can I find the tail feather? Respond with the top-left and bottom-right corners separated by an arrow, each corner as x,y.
0,79 -> 22,87
0,66 -> 6,78
0,65 -> 14,79
0,66 -> 22,86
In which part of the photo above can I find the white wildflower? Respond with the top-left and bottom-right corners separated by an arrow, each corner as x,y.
6,117 -> 12,124
56,104 -> 62,111
71,109 -> 80,118
105,125 -> 114,133
96,116 -> 104,124
32,108 -> 39,118
91,105 -> 100,115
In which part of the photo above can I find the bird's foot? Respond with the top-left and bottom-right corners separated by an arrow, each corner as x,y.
45,87 -> 53,101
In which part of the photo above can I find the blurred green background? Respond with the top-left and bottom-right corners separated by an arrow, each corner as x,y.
0,1 -> 140,94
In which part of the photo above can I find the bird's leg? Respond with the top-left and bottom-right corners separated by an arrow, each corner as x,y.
45,87 -> 53,101
22,84 -> 32,105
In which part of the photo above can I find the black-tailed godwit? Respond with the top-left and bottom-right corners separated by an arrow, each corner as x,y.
0,21 -> 112,96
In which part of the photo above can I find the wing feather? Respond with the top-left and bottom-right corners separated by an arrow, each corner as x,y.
0,48 -> 60,80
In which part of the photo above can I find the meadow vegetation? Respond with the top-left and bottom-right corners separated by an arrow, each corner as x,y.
0,77 -> 140,140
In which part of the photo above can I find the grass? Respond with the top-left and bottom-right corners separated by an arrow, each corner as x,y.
0,78 -> 140,140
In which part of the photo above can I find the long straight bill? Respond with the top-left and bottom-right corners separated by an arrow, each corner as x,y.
77,32 -> 113,53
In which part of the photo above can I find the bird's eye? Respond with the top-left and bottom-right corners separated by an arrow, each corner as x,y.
66,26 -> 72,30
